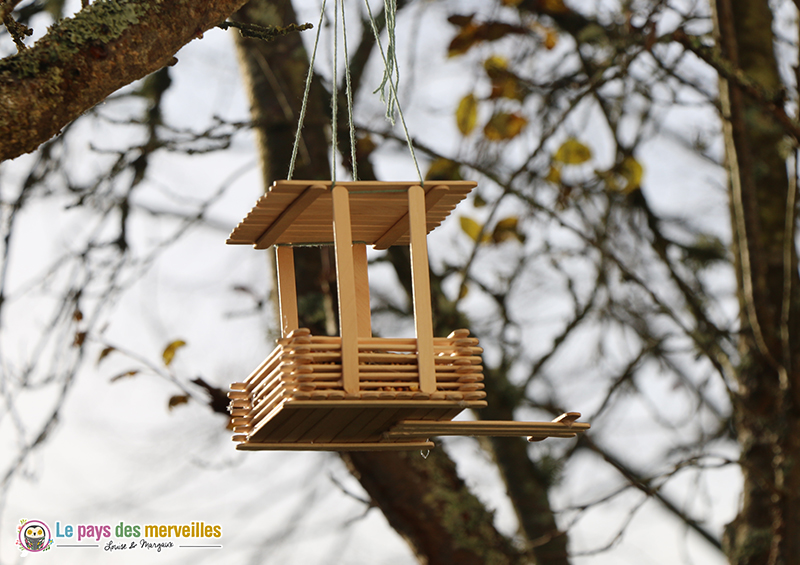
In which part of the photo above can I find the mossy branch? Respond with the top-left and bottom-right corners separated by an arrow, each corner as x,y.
3,12 -> 32,51
217,20 -> 312,41
0,0 -> 253,162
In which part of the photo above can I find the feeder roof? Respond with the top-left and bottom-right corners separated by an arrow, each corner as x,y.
226,180 -> 477,249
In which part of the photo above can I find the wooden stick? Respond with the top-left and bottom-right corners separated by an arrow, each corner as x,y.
236,441 -> 435,451
408,185 -> 436,394
374,185 -> 449,249
276,246 -> 299,337
254,184 -> 326,249
332,185 -> 360,394
353,243 -> 372,338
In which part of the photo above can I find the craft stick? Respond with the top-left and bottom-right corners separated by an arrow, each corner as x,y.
353,243 -> 372,338
332,185 -> 360,394
254,185 -> 326,249
408,185 -> 436,394
306,408 -> 366,442
274,408 -> 334,443
236,441 -> 435,452
275,246 -> 299,337
374,185 -> 449,249
241,347 -> 284,387
552,412 -> 582,426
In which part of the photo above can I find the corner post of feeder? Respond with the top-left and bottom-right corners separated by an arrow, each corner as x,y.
408,184 -> 436,394
275,245 -> 299,338
331,184 -> 360,394
353,243 -> 372,337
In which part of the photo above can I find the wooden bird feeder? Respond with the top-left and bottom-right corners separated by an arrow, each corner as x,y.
226,180 -> 589,450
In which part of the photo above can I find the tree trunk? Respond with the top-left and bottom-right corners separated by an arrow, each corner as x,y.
713,1 -> 800,563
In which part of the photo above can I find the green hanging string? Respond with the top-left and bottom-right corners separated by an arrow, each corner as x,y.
288,0 -> 327,181
289,0 -> 421,185
341,0 -> 358,181
363,0 -> 423,185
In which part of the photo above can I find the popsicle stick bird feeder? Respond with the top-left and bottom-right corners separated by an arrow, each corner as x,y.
226,180 -> 589,450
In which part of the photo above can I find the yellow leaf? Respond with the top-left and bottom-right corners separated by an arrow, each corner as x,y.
554,138 -> 592,165
456,93 -> 479,136
426,158 -> 462,181
545,165 -> 561,184
619,156 -> 644,192
484,112 -> 528,141
492,216 -> 524,243
162,339 -> 187,367
483,55 -> 508,71
168,394 -> 190,411
459,283 -> 470,299
460,216 -> 484,242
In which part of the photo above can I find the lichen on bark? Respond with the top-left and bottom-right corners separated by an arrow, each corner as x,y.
0,0 -> 250,162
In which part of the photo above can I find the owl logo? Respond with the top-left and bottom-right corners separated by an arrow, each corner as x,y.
17,519 -> 52,553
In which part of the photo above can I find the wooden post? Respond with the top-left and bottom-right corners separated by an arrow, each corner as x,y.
353,243 -> 372,338
408,185 -> 436,393
331,185 -> 360,394
275,246 -> 298,338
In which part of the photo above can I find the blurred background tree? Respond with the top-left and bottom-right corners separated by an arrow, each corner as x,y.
2,1 -> 799,564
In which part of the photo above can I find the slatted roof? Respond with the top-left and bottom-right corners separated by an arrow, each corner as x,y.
226,180 -> 477,249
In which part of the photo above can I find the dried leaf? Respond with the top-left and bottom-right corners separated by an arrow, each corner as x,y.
543,27 -> 558,49
540,0 -> 571,14
456,93 -> 479,136
554,138 -> 592,164
162,339 -> 187,367
73,309 -> 83,322
168,394 -> 190,411
97,346 -> 116,365
110,370 -> 139,383
473,193 -> 487,208
426,158 -> 463,181
447,13 -> 475,27
449,20 -> 528,57
73,331 -> 86,347
484,112 -> 528,141
485,56 -> 527,101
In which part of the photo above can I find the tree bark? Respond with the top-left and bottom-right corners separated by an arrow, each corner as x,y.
713,1 -> 800,563
0,0 -> 253,162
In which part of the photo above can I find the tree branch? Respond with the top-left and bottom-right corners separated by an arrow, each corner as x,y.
0,0 -> 253,162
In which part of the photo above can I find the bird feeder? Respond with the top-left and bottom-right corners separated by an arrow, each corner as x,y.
226,180 -> 589,450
